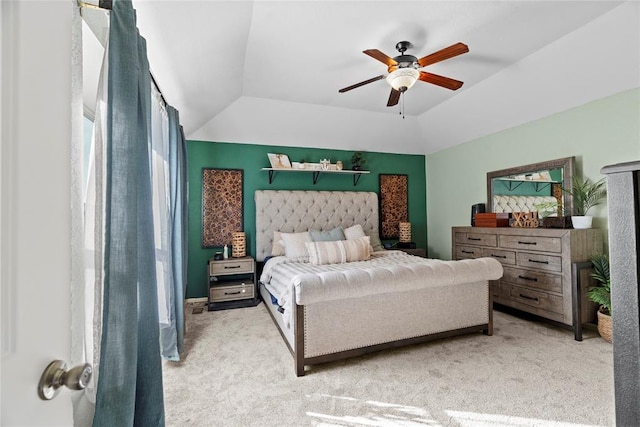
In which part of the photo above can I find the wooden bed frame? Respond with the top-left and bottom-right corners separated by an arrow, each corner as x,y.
255,190 -> 498,376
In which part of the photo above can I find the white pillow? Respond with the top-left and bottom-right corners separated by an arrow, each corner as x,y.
343,224 -> 366,240
280,231 -> 312,259
271,231 -> 286,256
344,224 -> 377,255
306,236 -> 371,265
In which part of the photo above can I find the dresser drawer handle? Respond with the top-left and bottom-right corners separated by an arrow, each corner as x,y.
490,254 -> 506,259
224,290 -> 244,295
224,265 -> 242,269
518,275 -> 538,282
467,237 -> 482,241
519,294 -> 539,302
518,241 -> 537,245
461,250 -> 475,254
528,259 -> 549,264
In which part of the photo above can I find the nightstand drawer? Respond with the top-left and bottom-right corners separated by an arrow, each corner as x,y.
209,257 -> 254,275
210,281 -> 255,302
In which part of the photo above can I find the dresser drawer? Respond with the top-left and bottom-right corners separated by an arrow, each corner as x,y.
210,281 -> 255,302
455,245 -> 483,259
502,266 -> 562,294
482,248 -> 516,265
499,235 -> 562,253
516,252 -> 562,272
455,232 -> 497,247
507,284 -> 564,315
209,258 -> 254,275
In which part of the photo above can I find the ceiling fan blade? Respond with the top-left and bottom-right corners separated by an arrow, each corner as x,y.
387,88 -> 401,107
338,74 -> 386,93
417,42 -> 469,67
419,71 -> 464,90
363,49 -> 398,67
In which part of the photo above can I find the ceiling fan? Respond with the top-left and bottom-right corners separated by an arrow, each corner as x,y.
338,41 -> 469,107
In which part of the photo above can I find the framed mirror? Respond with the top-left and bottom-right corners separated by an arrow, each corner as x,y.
486,157 -> 575,215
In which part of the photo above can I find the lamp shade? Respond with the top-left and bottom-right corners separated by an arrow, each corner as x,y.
399,222 -> 411,243
386,68 -> 419,91
232,232 -> 246,258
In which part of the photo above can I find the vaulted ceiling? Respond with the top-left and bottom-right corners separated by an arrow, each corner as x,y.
87,1 -> 638,154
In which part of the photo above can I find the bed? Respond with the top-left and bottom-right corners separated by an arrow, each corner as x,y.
255,190 -> 503,376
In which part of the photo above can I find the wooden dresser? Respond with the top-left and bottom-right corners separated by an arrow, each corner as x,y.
452,226 -> 602,339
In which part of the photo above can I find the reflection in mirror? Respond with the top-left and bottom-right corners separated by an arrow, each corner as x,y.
486,157 -> 575,216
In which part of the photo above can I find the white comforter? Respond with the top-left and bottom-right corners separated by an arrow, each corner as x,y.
260,251 -> 503,328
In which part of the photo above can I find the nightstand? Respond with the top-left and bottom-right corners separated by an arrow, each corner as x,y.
395,247 -> 427,258
207,256 -> 260,311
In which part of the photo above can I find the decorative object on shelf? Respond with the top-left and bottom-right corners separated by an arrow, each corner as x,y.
267,153 -> 292,169
511,211 -> 539,228
232,232 -> 246,258
563,175 -> 607,229
379,174 -> 408,239
223,244 -> 229,259
351,151 -> 366,171
202,168 -> 243,248
320,159 -> 330,170
588,253 -> 612,343
399,222 -> 411,242
336,161 -> 343,171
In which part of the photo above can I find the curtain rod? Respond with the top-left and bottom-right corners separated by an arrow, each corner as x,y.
79,0 -> 168,108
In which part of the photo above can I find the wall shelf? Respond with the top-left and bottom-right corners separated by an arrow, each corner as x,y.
495,177 -> 559,192
260,168 -> 370,186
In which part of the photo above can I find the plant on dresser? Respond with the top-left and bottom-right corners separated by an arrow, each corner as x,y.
452,226 -> 603,340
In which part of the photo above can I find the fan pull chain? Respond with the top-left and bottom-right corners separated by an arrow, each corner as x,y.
399,92 -> 405,119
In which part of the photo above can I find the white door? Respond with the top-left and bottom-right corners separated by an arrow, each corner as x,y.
1,1 -> 77,425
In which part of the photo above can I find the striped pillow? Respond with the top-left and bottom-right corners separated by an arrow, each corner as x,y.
306,236 -> 370,265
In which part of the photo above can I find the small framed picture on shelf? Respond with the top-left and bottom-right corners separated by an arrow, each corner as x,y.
267,153 -> 292,169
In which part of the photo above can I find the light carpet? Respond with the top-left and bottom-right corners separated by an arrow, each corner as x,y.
162,303 -> 614,427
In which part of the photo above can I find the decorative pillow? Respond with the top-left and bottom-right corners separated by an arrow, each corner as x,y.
343,224 -> 366,240
368,230 -> 384,252
271,231 -> 286,256
280,231 -> 312,259
306,236 -> 370,265
309,227 -> 345,242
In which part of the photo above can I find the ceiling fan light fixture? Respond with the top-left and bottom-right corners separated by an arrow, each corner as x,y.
386,68 -> 419,91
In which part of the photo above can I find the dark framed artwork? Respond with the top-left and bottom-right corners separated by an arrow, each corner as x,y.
202,168 -> 244,248
379,174 -> 408,239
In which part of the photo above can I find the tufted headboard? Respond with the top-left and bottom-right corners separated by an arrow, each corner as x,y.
255,190 -> 379,262
493,195 -> 559,214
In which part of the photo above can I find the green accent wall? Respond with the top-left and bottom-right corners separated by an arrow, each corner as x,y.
186,141 -> 426,298
426,88 -> 640,260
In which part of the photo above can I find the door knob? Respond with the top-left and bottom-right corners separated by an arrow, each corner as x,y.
37,360 -> 93,400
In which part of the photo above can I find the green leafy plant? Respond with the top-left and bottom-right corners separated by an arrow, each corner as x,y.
588,253 -> 611,315
563,175 -> 607,216
533,201 -> 561,219
351,151 -> 366,170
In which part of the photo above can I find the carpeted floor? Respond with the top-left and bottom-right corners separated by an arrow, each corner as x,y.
162,302 -> 614,427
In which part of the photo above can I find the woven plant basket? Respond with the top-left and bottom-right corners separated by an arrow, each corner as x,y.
597,309 -> 613,344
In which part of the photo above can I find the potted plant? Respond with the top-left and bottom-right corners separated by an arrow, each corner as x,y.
351,151 -> 366,171
563,175 -> 607,229
588,253 -> 612,343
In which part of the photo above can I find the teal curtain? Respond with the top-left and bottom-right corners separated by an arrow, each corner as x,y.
160,106 -> 188,360
93,0 -> 165,425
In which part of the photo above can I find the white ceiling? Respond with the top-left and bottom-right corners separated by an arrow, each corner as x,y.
88,1 -> 638,155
